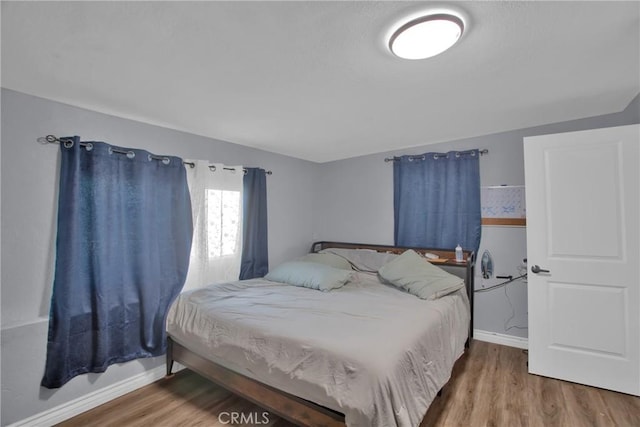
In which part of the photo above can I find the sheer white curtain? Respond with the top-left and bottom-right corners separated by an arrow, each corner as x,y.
183,160 -> 244,291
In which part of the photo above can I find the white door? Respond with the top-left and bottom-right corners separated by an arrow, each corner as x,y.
524,124 -> 639,396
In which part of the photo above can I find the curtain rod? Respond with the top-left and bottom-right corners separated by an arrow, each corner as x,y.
384,148 -> 488,163
39,135 -> 272,175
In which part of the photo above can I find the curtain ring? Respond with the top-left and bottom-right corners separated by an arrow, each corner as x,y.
147,154 -> 170,164
455,152 -> 461,158
471,151 -> 476,156
433,154 -> 439,160
85,143 -> 93,152
209,165 -> 217,171
126,151 -> 135,159
63,139 -> 74,149
408,157 -> 414,162
420,155 -> 425,161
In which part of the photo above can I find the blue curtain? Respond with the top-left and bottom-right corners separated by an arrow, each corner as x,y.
394,150 -> 481,253
42,137 -> 192,388
239,168 -> 268,279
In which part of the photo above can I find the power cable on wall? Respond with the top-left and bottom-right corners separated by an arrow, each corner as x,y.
505,264 -> 529,331
474,265 -> 528,332
473,273 -> 527,293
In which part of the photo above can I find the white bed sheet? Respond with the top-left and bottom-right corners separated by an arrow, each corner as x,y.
166,273 -> 470,427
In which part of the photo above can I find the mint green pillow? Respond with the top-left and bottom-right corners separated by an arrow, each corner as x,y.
378,249 -> 464,300
265,261 -> 354,291
296,252 -> 353,270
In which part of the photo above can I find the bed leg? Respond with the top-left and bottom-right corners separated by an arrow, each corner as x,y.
166,336 -> 175,376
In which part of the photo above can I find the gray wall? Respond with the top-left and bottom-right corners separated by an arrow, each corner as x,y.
0,88 -> 319,425
313,94 -> 640,339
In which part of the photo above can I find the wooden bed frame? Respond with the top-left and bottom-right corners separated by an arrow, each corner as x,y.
166,241 -> 475,427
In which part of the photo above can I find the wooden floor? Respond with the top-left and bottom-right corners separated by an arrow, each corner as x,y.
58,341 -> 640,427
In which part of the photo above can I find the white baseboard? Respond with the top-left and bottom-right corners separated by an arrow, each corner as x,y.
474,329 -> 528,349
9,364 -> 184,427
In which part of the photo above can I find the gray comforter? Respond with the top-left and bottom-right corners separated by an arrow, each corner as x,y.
166,273 -> 469,426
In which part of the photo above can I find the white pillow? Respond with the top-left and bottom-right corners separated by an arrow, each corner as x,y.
265,261 -> 354,291
320,248 -> 398,272
296,252 -> 353,270
378,249 -> 464,300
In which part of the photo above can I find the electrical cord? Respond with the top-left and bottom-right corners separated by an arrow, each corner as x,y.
474,266 -> 529,332
473,273 -> 527,293
504,283 -> 528,331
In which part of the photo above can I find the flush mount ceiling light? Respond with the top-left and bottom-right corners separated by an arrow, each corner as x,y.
389,13 -> 464,60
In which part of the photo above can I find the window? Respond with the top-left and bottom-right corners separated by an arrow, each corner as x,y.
183,160 -> 244,290
206,189 -> 241,258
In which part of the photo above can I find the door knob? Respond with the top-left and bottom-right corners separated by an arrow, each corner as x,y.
531,265 -> 550,274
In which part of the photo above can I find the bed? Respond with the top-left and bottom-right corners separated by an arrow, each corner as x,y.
166,241 -> 475,427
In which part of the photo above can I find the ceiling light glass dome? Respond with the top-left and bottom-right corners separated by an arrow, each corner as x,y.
389,13 -> 464,60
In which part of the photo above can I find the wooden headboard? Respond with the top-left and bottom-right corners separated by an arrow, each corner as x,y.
311,241 -> 475,340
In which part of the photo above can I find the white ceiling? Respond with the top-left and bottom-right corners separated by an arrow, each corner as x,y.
2,1 -> 639,163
